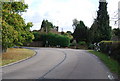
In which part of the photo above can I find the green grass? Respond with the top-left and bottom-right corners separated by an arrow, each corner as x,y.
0,48 -> 36,66
88,50 -> 120,76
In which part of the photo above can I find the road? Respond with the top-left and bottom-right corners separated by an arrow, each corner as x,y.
2,48 -> 115,80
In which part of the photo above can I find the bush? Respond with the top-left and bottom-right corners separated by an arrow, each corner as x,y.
40,33 -> 70,47
88,44 -> 94,49
78,41 -> 86,45
99,41 -> 112,54
99,41 -> 120,63
33,32 -> 41,41
75,41 -> 88,49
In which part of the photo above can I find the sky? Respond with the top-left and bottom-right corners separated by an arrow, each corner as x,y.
22,0 -> 120,32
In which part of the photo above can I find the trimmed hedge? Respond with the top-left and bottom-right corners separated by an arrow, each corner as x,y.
99,41 -> 120,63
33,32 -> 41,41
40,33 -> 70,47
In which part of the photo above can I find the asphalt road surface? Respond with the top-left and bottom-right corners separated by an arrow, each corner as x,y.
2,48 -> 116,80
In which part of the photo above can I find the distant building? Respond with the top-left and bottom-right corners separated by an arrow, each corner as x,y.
99,0 -> 106,2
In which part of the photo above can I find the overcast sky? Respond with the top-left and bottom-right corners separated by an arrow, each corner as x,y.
22,0 -> 120,32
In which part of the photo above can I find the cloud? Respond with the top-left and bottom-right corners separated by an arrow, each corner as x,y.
22,0 -> 119,32
24,0 -> 33,6
107,0 -> 119,28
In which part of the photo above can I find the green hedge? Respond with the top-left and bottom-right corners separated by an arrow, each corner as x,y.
99,41 -> 120,63
40,33 -> 70,47
33,32 -> 41,41
78,41 -> 86,45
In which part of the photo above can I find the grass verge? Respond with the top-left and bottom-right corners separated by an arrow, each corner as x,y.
88,50 -> 120,76
0,48 -> 36,66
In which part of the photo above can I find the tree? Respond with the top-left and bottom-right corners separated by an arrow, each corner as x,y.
62,32 -> 73,40
90,1 -> 111,43
66,31 -> 72,35
32,32 -> 41,41
90,19 -> 100,43
113,28 -> 120,38
2,2 -> 34,52
73,20 -> 88,43
72,19 -> 79,30
40,19 -> 54,33
92,1 -> 111,43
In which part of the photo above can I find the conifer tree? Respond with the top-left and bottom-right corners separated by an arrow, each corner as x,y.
90,0 -> 111,43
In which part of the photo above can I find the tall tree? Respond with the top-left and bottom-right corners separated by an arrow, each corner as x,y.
2,2 -> 34,52
97,0 -> 111,42
40,19 -> 54,33
90,19 -> 100,43
90,0 -> 111,43
73,20 -> 88,43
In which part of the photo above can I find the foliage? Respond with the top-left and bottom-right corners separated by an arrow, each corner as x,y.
89,19 -> 100,43
2,20 -> 17,49
70,40 -> 77,46
73,20 -> 88,43
113,28 -> 120,38
2,2 -> 34,51
62,32 -> 73,40
40,33 -> 70,47
88,44 -> 94,49
66,31 -> 72,35
72,19 -> 79,30
89,50 -> 120,75
2,2 -> 28,13
78,41 -> 86,45
90,1 -> 111,43
41,19 -> 54,33
99,41 -> 120,63
32,32 -> 41,41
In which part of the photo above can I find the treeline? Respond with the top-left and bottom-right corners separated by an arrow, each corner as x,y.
32,19 -> 72,47
70,1 -> 120,63
72,1 -> 111,45
72,1 -> 120,47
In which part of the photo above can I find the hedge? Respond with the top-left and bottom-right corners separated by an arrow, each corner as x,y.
99,41 -> 120,63
33,32 -> 41,41
40,33 -> 70,47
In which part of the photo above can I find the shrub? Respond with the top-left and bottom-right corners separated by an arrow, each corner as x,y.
88,44 -> 94,49
33,32 -> 41,41
99,41 -> 120,63
99,41 -> 112,54
75,41 -> 88,49
78,41 -> 86,45
40,33 -> 70,47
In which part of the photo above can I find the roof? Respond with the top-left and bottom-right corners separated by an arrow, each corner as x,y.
99,0 -> 106,2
